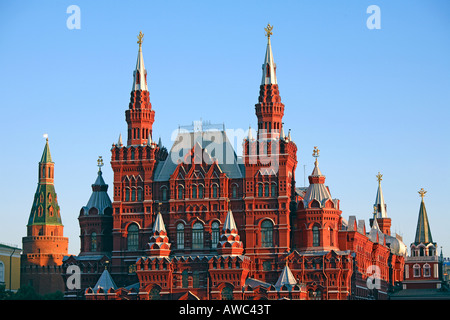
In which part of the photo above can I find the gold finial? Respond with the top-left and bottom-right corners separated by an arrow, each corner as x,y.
376,172 -> 383,183
418,188 -> 427,199
312,146 -> 320,158
264,23 -> 273,40
373,205 -> 378,215
137,31 -> 144,47
97,156 -> 104,171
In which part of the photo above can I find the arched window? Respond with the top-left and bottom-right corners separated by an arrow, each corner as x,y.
149,287 -> 160,300
264,184 -> 269,197
198,185 -> 204,199
419,247 -> 425,256
413,264 -> 421,277
192,185 -> 197,199
221,285 -> 233,300
193,271 -> 200,288
137,188 -> 142,201
131,188 -> 136,202
261,220 -> 273,248
212,184 -> 218,198
312,225 -> 320,247
131,149 -> 135,160
258,184 -> 263,197
127,224 -> 139,251
177,223 -> 185,249
211,221 -> 220,248
161,187 -> 168,201
125,188 -> 130,202
232,185 -> 237,198
192,222 -> 204,249
271,183 -> 277,197
182,270 -> 188,288
91,232 -> 97,252
178,186 -> 184,200
423,264 -> 431,277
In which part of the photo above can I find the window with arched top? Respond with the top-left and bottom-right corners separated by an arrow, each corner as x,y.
192,222 -> 204,249
264,184 -> 269,197
137,188 -> 142,201
182,270 -> 188,288
131,188 -> 136,202
178,186 -> 184,200
198,185 -> 204,199
211,221 -> 220,248
127,224 -> 139,251
125,188 -> 130,202
413,264 -> 420,277
212,184 -> 218,198
177,223 -> 185,249
221,285 -> 234,300
423,264 -> 431,277
161,187 -> 168,201
91,232 -> 97,252
232,185 -> 237,198
258,184 -> 263,197
192,185 -> 197,199
312,225 -> 320,247
261,220 -> 273,248
271,183 -> 277,197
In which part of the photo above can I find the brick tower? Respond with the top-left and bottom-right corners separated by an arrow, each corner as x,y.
110,31 -> 167,286
21,137 -> 69,295
242,24 -> 298,284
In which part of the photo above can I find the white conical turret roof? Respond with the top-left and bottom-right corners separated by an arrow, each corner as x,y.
152,211 -> 166,233
132,31 -> 148,91
261,25 -> 277,85
374,173 -> 388,218
275,264 -> 297,289
223,209 -> 238,233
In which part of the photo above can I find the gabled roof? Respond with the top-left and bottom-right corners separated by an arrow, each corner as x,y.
153,130 -> 244,181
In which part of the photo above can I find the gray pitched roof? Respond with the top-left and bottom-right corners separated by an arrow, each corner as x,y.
153,129 -> 244,181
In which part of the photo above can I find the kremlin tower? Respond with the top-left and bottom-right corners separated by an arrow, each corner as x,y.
21,137 -> 69,295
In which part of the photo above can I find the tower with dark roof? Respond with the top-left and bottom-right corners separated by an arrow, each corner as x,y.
403,189 -> 441,290
21,138 -> 68,295
78,157 -> 113,256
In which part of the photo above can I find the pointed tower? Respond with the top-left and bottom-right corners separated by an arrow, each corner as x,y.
110,32 -> 167,285
255,24 -> 284,140
21,138 -> 69,294
242,25 -> 298,275
146,204 -> 171,257
126,31 -> 155,146
295,147 -> 342,251
403,188 -> 441,290
217,208 -> 244,256
79,156 -> 113,255
371,172 -> 391,235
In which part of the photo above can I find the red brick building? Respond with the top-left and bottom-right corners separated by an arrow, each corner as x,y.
61,26 -> 408,300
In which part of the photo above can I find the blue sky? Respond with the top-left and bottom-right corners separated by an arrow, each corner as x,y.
0,0 -> 449,255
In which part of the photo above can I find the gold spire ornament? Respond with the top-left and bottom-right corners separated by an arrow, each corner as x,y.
418,188 -> 427,199
264,23 -> 273,40
312,146 -> 320,158
137,31 -> 144,46
376,172 -> 383,183
97,156 -> 104,171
